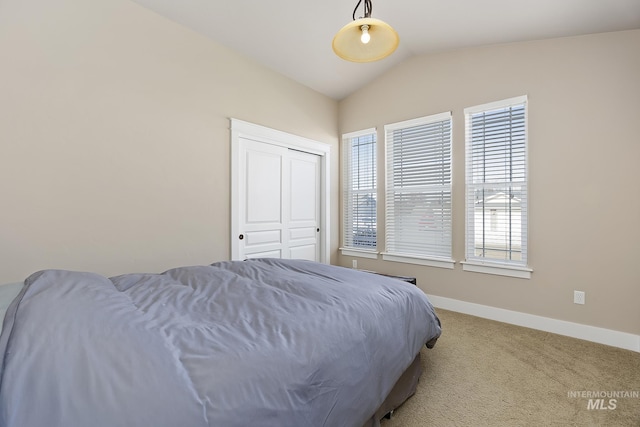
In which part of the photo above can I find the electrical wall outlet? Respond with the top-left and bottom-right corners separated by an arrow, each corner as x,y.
574,290 -> 586,305
352,259 -> 358,269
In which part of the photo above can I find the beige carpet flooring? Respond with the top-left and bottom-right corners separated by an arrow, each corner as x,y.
381,309 -> 640,426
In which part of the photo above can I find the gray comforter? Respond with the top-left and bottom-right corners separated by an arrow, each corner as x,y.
0,259 -> 440,427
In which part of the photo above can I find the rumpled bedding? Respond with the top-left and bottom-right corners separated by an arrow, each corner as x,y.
0,258 -> 441,427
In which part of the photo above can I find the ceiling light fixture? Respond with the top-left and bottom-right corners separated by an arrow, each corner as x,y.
332,0 -> 399,63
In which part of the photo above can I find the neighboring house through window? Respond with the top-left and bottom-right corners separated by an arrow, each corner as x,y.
383,112 -> 454,269
341,128 -> 378,258
463,96 -> 532,278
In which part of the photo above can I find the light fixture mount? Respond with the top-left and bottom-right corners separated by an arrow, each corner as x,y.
332,0 -> 399,63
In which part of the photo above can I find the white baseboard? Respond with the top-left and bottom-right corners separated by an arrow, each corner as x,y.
426,294 -> 640,353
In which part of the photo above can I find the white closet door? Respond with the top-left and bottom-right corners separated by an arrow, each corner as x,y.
238,138 -> 286,259
288,150 -> 320,261
236,138 -> 320,261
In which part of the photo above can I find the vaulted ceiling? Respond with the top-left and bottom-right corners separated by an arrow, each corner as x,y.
132,0 -> 640,100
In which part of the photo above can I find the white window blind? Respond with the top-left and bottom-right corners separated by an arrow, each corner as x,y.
384,113 -> 452,264
342,129 -> 377,251
464,96 -> 528,268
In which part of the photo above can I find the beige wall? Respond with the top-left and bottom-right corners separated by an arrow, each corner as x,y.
0,0 -> 339,283
338,30 -> 640,335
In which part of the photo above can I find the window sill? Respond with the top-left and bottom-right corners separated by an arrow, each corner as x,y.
381,253 -> 455,270
340,248 -> 379,259
461,261 -> 532,279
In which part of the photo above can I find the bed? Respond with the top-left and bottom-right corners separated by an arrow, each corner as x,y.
0,258 -> 441,427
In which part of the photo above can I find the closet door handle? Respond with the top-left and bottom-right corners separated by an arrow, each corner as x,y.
239,234 -> 244,240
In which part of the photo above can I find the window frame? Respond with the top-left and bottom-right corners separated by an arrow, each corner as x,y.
340,128 -> 379,259
382,112 -> 455,269
462,96 -> 533,279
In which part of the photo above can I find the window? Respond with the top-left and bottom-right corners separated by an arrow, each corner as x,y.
341,128 -> 378,258
383,113 -> 454,269
463,96 -> 532,278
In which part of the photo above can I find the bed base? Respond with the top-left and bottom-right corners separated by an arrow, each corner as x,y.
360,352 -> 423,427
